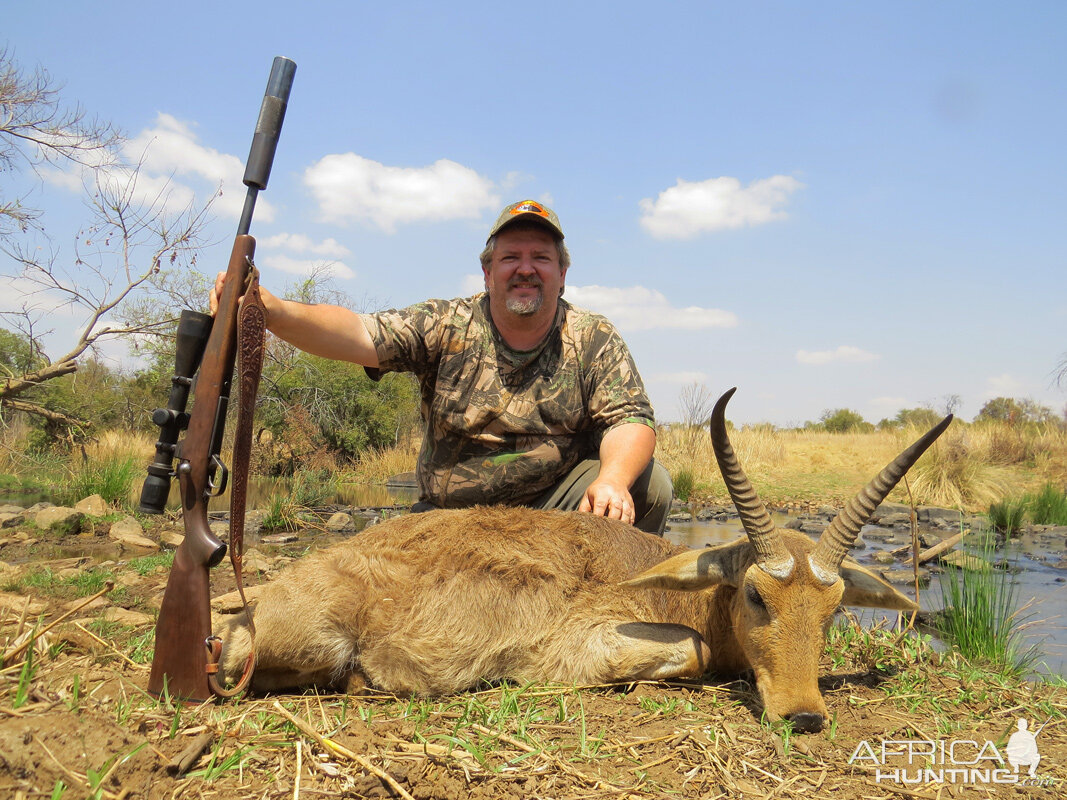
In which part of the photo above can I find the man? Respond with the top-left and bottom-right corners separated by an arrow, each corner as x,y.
213,200 -> 672,533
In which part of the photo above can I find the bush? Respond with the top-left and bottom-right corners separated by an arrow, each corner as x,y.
819,408 -> 872,433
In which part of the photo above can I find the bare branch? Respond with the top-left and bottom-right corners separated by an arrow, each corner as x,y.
1,47 -> 122,239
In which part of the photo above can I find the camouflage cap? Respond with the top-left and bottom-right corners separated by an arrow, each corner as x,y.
488,200 -> 564,241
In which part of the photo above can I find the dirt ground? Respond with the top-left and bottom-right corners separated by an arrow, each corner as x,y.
2,514 -> 1066,800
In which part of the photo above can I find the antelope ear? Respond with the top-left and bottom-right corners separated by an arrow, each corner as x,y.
840,558 -> 918,611
621,537 -> 750,591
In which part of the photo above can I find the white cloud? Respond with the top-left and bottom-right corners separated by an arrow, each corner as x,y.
304,153 -> 498,233
259,254 -> 355,280
652,371 -> 712,385
639,175 -> 802,239
868,396 -> 909,416
796,345 -> 880,365
566,285 -> 738,331
261,232 -> 351,258
461,273 -> 485,295
984,373 -> 1025,398
42,113 -> 273,223
456,278 -> 737,333
124,113 -> 275,223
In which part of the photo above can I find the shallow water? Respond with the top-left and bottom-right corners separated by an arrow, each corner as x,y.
667,517 -> 1067,678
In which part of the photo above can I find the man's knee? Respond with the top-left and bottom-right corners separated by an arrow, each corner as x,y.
633,460 -> 673,535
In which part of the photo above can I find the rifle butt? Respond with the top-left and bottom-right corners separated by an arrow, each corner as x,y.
148,516 -> 226,703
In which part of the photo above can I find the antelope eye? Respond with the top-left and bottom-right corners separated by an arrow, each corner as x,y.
745,585 -> 766,609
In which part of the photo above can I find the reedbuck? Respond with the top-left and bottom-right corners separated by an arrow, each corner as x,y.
216,389 -> 951,731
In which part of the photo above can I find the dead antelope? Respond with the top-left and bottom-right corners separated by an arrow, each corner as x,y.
216,388 -> 951,731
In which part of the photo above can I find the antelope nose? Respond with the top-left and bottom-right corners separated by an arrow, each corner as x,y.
785,712 -> 824,733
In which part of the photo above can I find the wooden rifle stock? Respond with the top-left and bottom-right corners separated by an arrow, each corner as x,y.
148,235 -> 255,702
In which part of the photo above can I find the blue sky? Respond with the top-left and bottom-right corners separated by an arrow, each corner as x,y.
3,1 -> 1065,426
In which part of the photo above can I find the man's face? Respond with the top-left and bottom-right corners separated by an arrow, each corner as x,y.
483,226 -> 566,318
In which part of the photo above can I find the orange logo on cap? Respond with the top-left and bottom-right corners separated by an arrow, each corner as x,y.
510,201 -> 549,218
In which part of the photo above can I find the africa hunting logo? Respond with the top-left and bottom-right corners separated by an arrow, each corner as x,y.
848,718 -> 1054,787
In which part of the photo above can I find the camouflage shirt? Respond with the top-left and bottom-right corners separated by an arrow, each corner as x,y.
362,294 -> 655,508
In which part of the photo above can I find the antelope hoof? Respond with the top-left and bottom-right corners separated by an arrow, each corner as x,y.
785,711 -> 824,734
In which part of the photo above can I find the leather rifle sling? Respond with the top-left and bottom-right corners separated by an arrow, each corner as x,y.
206,260 -> 264,698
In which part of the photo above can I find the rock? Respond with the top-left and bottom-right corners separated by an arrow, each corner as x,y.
261,532 -> 298,544
108,516 -> 157,550
64,595 -> 109,613
242,548 -> 273,573
0,591 -> 49,615
0,504 -> 26,514
34,506 -> 85,536
74,494 -> 109,517
668,511 -> 693,522
879,512 -> 912,527
871,551 -> 896,565
880,567 -> 930,587
326,512 -> 353,532
209,521 -> 230,539
159,529 -> 185,548
870,501 -> 910,522
939,551 -> 992,572
212,583 -> 270,613
25,502 -> 54,514
101,607 -> 154,627
918,506 -> 961,525
0,511 -> 23,528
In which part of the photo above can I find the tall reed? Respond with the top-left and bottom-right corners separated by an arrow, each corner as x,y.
936,530 -> 1040,675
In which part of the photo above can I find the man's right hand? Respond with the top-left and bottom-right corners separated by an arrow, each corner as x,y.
209,272 -> 379,367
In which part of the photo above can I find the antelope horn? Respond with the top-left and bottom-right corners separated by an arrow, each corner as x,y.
711,388 -> 794,578
810,414 -> 954,581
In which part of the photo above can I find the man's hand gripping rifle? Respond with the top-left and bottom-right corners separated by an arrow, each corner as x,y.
139,57 -> 296,702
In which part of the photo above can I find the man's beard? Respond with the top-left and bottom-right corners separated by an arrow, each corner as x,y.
504,284 -> 544,316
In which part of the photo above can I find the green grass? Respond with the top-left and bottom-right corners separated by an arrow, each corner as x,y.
1024,482 -> 1067,525
672,469 -> 694,503
127,551 -> 174,575
936,530 -> 1040,675
4,566 -> 128,603
987,496 -> 1026,535
60,455 -> 140,508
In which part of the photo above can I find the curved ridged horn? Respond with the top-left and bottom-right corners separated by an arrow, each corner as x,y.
810,414 -> 954,581
711,388 -> 794,578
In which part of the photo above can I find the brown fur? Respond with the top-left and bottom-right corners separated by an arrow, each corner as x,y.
216,505 -> 911,727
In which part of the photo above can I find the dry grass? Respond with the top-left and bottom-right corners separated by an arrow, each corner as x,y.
343,439 -> 421,485
656,420 -> 1063,511
80,429 -> 157,465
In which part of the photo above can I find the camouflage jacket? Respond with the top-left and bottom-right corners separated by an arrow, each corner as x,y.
362,294 -> 655,507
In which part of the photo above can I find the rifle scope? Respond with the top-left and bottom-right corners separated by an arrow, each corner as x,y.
138,310 -> 214,514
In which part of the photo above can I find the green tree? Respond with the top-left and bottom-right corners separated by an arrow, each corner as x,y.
976,397 -> 1059,427
819,408 -> 872,433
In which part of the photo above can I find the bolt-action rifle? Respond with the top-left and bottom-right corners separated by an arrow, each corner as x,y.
139,57 -> 296,702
